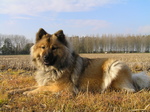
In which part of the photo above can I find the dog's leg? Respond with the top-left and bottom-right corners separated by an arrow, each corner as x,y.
112,79 -> 136,93
23,85 -> 61,96
7,86 -> 38,95
106,60 -> 136,93
23,84 -> 78,96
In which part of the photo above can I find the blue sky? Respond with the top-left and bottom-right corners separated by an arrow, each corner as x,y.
0,0 -> 150,40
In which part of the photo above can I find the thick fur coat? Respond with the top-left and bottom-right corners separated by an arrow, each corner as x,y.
8,28 -> 150,96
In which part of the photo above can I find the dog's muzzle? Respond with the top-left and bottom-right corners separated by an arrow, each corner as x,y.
43,54 -> 57,66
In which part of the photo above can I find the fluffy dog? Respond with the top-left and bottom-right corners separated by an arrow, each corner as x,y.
9,28 -> 150,96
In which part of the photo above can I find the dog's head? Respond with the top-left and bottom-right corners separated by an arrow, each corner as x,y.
31,28 -> 72,69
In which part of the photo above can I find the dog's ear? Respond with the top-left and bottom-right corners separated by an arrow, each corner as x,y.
54,30 -> 67,46
36,28 -> 47,43
55,30 -> 65,39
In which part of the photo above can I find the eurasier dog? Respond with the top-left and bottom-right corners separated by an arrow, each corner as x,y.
9,28 -> 150,96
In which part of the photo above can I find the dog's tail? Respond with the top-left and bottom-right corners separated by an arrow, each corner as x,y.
132,72 -> 150,91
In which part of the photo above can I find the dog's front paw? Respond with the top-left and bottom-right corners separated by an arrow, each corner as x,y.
7,90 -> 16,95
23,90 -> 39,96
7,89 -> 23,95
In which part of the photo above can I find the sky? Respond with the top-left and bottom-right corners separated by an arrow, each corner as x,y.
0,0 -> 150,40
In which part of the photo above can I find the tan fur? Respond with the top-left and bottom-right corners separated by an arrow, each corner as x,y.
8,28 -> 150,96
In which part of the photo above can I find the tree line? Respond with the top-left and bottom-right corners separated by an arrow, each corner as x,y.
68,34 -> 150,53
0,34 -> 33,55
0,34 -> 150,55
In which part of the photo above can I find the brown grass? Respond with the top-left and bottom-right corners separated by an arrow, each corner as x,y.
0,55 -> 35,71
0,53 -> 150,111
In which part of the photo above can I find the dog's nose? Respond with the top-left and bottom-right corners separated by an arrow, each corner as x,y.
44,55 -> 49,61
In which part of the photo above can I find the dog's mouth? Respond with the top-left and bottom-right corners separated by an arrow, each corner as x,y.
43,56 -> 57,66
44,61 -> 51,65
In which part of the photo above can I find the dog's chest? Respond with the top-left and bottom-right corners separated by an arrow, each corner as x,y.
35,70 -> 64,86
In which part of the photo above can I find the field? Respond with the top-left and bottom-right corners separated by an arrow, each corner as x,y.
0,53 -> 150,112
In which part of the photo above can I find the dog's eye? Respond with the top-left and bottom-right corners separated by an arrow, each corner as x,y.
41,46 -> 45,49
52,46 -> 58,51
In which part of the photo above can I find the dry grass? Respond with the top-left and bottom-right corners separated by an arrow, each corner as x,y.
0,55 -> 35,71
0,53 -> 150,112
